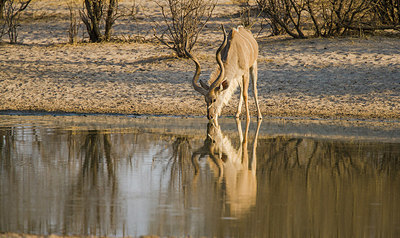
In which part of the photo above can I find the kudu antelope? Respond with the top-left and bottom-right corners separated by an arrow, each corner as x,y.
185,25 -> 262,122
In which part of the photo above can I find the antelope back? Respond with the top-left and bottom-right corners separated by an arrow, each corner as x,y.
221,26 -> 258,72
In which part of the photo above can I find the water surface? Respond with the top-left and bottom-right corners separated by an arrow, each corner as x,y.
1,115 -> 400,237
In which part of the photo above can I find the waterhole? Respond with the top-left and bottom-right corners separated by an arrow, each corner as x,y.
1,114 -> 399,237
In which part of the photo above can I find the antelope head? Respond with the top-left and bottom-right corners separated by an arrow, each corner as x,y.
185,25 -> 228,121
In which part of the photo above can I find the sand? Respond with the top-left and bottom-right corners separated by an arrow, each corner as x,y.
0,0 -> 399,120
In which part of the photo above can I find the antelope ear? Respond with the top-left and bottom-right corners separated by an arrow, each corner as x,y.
200,79 -> 210,90
221,80 -> 229,90
215,80 -> 229,92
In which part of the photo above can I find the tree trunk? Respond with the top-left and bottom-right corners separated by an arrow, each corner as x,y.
104,0 -> 117,41
0,0 -> 5,19
82,0 -> 102,42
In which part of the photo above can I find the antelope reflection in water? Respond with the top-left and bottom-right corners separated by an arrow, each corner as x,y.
191,119 -> 262,217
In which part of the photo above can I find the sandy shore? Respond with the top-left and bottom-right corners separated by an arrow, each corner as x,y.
0,0 -> 399,120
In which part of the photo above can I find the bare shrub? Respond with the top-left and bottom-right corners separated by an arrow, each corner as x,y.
80,0 -> 118,42
256,0 -> 289,35
153,0 -> 217,57
232,0 -> 261,28
0,0 -> 4,39
0,0 -> 31,43
257,0 -> 307,38
318,0 -> 400,33
257,0 -> 381,37
373,0 -> 400,25
127,0 -> 140,20
68,1 -> 79,44
314,0 -> 374,36
104,0 -> 118,40
0,0 -> 6,19
368,0 -> 400,30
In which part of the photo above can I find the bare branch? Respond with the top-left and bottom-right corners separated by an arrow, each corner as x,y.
153,0 -> 217,57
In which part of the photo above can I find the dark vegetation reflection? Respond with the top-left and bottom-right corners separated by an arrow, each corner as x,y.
64,130 -> 118,236
0,119 -> 400,237
0,127 -> 123,236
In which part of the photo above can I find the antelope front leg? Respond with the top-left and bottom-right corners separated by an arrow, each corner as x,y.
236,83 -> 243,119
242,72 -> 250,121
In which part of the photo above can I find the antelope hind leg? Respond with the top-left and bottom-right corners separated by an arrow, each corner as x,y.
250,62 -> 262,120
242,72 -> 250,121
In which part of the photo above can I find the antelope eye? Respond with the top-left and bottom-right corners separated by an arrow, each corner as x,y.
213,99 -> 216,103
